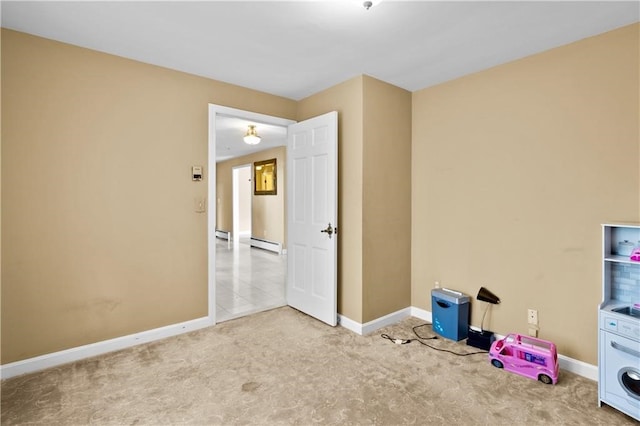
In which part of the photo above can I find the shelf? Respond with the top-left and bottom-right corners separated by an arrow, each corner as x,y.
604,255 -> 640,265
602,222 -> 640,229
600,223 -> 640,415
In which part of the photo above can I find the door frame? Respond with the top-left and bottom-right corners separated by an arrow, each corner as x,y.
207,104 -> 296,324
232,163 -> 252,242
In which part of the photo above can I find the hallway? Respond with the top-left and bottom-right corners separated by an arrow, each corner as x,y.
215,237 -> 286,322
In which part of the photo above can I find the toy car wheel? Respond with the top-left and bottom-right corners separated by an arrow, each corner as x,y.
538,374 -> 552,385
491,359 -> 503,369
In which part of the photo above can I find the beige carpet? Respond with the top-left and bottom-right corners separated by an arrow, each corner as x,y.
1,307 -> 635,425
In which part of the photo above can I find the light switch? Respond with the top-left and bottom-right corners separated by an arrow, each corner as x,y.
192,166 -> 203,181
194,197 -> 206,213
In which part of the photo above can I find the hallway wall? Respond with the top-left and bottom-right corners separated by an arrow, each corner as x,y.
216,147 -> 286,247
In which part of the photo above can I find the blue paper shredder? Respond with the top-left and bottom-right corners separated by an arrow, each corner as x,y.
431,288 -> 470,341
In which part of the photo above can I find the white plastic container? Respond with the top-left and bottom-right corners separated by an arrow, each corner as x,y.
617,240 -> 635,256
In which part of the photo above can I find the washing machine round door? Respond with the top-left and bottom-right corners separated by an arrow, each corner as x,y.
618,368 -> 640,401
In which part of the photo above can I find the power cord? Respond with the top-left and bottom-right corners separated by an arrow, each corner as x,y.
381,323 -> 440,345
381,322 -> 488,356
380,334 -> 418,345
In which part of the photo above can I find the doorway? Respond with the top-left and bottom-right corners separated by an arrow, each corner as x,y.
209,105 -> 295,324
208,105 -> 338,327
216,161 -> 286,323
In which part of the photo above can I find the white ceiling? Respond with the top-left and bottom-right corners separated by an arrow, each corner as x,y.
216,115 -> 287,162
2,0 -> 638,161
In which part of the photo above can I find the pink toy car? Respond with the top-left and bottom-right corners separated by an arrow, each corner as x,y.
489,333 -> 559,384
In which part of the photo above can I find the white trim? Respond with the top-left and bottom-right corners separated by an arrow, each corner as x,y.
362,308 -> 412,335
208,105 -> 218,325
337,314 -> 363,335
1,317 -> 213,380
339,307 -> 412,336
250,237 -> 282,254
215,230 -> 230,240
558,354 -> 598,381
410,306 -> 432,322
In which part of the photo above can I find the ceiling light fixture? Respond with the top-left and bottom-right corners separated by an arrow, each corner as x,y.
362,0 -> 382,10
243,125 -> 261,145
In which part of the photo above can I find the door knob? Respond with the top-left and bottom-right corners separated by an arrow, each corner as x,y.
320,223 -> 334,238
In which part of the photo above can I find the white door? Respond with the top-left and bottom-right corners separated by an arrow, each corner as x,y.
287,111 -> 338,326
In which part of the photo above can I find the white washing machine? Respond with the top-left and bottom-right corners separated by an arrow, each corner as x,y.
599,312 -> 640,421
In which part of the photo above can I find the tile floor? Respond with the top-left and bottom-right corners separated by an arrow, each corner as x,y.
215,236 -> 287,322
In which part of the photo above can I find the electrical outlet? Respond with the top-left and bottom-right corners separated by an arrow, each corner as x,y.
527,309 -> 538,326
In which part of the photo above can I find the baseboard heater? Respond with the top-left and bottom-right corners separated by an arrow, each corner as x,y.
215,230 -> 231,240
250,237 -> 282,254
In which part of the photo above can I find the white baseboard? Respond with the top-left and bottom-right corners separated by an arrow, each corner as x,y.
362,308 -> 412,335
341,306 -> 597,382
337,314 -> 363,334
1,316 -> 213,380
339,307 -> 412,335
250,237 -> 282,254
215,230 -> 230,240
410,306 -> 432,322
558,354 -> 598,381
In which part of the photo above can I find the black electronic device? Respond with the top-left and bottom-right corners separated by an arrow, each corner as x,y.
467,328 -> 496,350
466,286 -> 501,350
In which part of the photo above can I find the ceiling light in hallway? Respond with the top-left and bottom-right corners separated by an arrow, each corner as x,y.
362,0 -> 382,10
243,125 -> 261,145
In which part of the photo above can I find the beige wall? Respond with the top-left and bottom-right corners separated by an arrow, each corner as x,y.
411,24 -> 640,364
1,29 -> 296,363
362,76 -> 412,322
297,77 -> 365,322
4,23 -> 637,367
215,147 -> 286,246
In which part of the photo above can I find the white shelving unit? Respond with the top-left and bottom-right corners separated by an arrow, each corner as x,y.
598,223 -> 640,421
601,223 -> 640,304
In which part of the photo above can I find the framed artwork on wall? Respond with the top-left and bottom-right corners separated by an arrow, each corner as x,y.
254,158 -> 277,195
